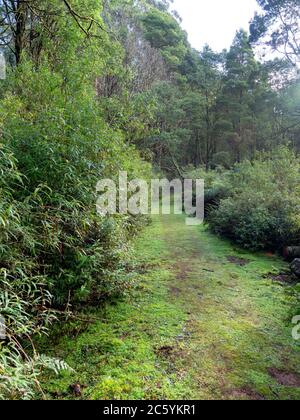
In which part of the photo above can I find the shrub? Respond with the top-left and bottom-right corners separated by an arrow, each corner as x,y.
211,151 -> 233,169
0,60 -> 151,398
208,147 -> 300,250
183,165 -> 230,216
0,144 -> 69,399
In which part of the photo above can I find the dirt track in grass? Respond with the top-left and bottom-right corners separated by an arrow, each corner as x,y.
158,214 -> 300,400
40,214 -> 300,400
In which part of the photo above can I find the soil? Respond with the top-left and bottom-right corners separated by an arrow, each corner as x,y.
227,256 -> 251,266
268,368 -> 300,387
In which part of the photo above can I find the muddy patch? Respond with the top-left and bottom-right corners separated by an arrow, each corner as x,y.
268,273 -> 295,285
269,368 -> 300,387
227,256 -> 251,267
155,345 -> 185,362
156,345 -> 174,358
230,387 -> 265,400
266,272 -> 294,285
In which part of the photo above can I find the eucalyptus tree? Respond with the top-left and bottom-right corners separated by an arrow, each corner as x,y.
0,0 -> 106,64
250,0 -> 300,66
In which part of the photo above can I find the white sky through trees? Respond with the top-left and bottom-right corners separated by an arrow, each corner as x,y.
172,0 -> 260,51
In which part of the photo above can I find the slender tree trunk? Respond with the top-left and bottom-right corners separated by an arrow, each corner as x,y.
205,94 -> 211,171
15,1 -> 28,65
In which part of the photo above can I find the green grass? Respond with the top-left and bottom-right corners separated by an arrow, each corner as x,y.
37,214 -> 300,400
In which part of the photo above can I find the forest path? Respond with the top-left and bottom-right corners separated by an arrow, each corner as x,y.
41,214 -> 300,400
140,213 -> 300,400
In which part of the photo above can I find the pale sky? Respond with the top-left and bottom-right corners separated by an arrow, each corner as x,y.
172,0 -> 260,52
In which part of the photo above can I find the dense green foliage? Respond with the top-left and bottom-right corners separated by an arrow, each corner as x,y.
130,2 -> 299,172
207,148 -> 300,250
0,0 -> 152,399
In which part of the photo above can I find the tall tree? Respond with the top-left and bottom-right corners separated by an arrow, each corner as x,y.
141,5 -> 188,70
0,0 -> 106,65
250,0 -> 300,66
198,46 -> 223,169
216,30 -> 261,162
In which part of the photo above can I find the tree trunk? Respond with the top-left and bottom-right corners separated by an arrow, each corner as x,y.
15,1 -> 28,65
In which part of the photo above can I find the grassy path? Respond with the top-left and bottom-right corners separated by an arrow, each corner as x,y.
40,214 -> 300,400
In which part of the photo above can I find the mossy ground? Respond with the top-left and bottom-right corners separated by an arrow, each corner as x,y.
37,214 -> 300,400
